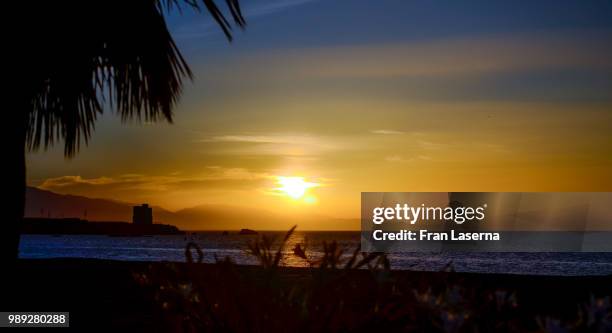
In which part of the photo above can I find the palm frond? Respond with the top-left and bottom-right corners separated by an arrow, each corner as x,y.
24,0 -> 245,157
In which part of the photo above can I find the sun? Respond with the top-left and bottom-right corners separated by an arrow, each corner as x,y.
275,176 -> 319,199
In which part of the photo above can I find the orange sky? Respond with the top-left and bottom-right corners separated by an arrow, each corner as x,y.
25,1 -> 612,230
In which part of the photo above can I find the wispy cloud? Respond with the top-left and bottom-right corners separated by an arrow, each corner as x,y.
202,135 -> 318,144
39,168 -> 271,195
40,176 -> 117,188
247,0 -> 318,17
370,129 -> 404,135
385,155 -> 431,163
174,0 -> 319,39
205,33 -> 612,80
198,133 -> 343,156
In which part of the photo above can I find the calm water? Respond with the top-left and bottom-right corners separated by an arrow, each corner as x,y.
19,231 -> 612,276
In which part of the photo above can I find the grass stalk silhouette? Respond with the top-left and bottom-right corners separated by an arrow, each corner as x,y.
132,227 -> 612,332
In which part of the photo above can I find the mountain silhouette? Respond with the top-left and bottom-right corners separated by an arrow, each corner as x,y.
26,187 -> 172,222
25,187 -> 359,231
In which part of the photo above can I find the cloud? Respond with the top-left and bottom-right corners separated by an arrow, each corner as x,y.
203,135 -> 317,144
385,155 -> 431,163
40,176 -> 117,188
38,168 -> 272,199
370,129 -> 404,135
416,140 -> 449,151
174,0 -> 319,39
247,0 -> 319,17
205,33 -> 612,81
198,133 -> 343,156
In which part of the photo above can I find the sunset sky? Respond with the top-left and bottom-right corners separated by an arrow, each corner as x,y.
26,0 -> 612,227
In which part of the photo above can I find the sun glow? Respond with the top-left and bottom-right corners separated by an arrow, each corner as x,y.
275,176 -> 319,199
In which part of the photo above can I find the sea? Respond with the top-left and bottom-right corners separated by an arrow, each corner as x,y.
18,231 -> 612,276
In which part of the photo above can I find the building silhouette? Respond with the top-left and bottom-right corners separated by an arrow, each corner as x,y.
133,204 -> 153,225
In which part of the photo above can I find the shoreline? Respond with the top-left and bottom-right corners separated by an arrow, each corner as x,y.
21,218 -> 183,236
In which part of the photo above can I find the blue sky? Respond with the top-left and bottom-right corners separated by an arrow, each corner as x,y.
166,0 -> 612,104
169,0 -> 612,49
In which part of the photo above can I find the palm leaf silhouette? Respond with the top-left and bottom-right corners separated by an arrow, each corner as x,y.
25,0 -> 245,156
5,0 -> 245,262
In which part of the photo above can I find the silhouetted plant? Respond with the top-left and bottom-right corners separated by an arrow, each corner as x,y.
537,295 -> 612,333
132,227 -> 612,333
185,241 -> 204,264
246,225 -> 296,269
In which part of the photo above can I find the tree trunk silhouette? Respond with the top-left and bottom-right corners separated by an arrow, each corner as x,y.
4,109 -> 26,263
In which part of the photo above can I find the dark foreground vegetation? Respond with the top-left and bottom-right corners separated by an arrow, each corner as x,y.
6,228 -> 612,332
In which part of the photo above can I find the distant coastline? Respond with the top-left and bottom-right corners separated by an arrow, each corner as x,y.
21,218 -> 183,236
